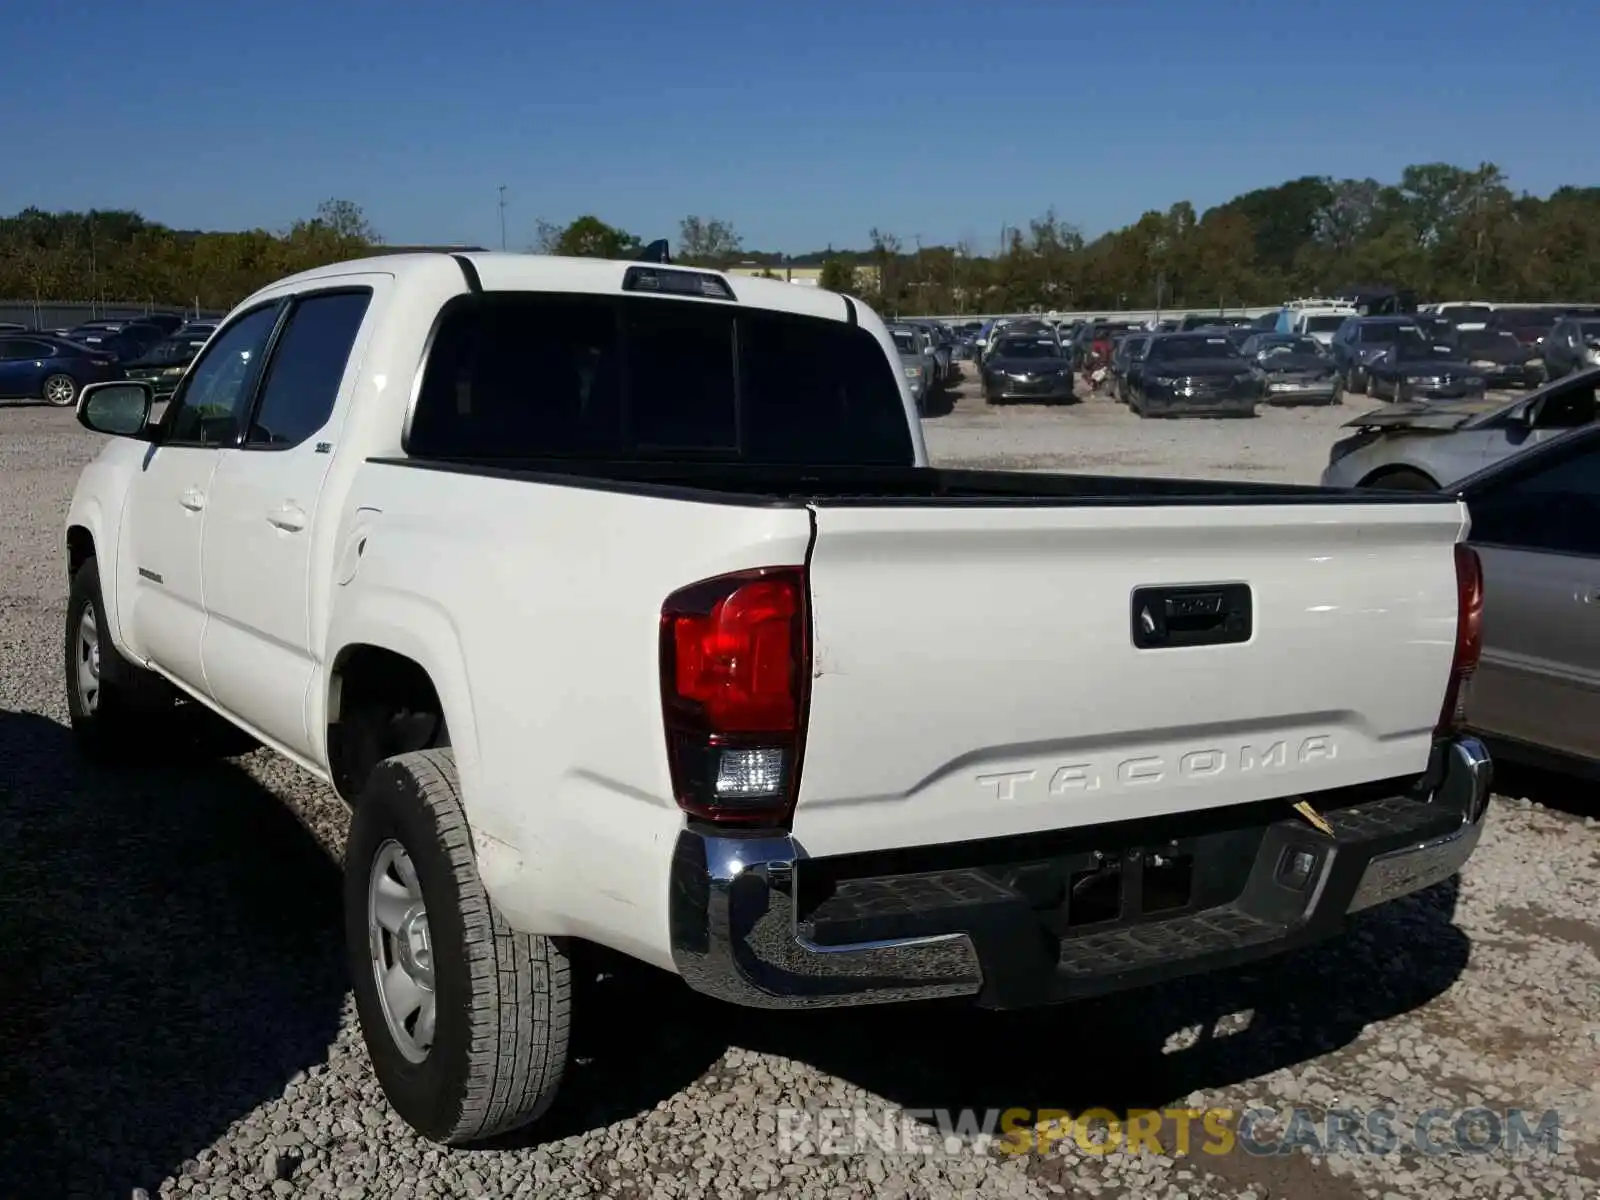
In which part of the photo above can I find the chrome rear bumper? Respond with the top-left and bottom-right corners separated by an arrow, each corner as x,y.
667,736 -> 1492,1010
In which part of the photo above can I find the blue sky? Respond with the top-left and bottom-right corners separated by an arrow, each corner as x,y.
5,0 -> 1596,254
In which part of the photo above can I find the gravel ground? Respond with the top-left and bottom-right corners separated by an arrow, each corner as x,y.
2,377 -> 1597,1200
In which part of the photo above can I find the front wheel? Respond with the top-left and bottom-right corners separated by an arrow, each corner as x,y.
345,748 -> 572,1145
43,373 -> 78,407
65,557 -> 173,759
1346,367 -> 1367,395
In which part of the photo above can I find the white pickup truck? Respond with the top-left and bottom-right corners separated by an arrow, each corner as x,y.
65,252 -> 1492,1147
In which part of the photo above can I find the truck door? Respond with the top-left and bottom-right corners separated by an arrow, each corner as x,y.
119,302 -> 285,692
199,283 -> 381,760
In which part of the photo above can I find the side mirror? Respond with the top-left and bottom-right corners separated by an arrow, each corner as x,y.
77,380 -> 153,438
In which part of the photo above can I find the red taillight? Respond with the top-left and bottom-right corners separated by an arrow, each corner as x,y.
1437,544 -> 1484,733
660,567 -> 810,825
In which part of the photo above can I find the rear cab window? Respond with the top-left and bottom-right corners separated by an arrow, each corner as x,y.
406,292 -> 915,466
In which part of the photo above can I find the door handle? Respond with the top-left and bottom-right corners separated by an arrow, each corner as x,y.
267,502 -> 307,532
1582,588 -> 1600,605
179,487 -> 205,512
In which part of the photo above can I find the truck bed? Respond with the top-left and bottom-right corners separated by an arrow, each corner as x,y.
368,455 -> 1457,508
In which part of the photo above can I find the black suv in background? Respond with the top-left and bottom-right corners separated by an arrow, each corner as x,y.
1329,316 -> 1431,394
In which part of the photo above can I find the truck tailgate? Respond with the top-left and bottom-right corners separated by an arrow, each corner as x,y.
794,499 -> 1467,857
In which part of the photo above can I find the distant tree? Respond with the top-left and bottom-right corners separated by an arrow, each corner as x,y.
6,162 -> 1600,311
313,198 -> 378,243
540,215 -> 642,259
818,257 -> 857,294
677,216 -> 742,265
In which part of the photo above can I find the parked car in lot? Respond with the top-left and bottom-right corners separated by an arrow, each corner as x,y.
1239,333 -> 1341,405
69,321 -> 167,364
1452,328 -> 1544,390
1485,306 -> 1560,349
1109,332 -> 1150,401
1330,316 -> 1432,394
1364,336 -> 1487,403
1277,307 -> 1356,346
1177,313 -> 1254,332
980,329 -> 1074,403
120,333 -> 211,400
0,333 -> 123,406
64,250 -> 1488,1148
1450,421 -> 1600,778
1542,316 -> 1600,380
1420,301 -> 1496,331
1320,368 -> 1599,490
906,319 -> 953,384
1128,331 -> 1260,417
887,322 -> 936,412
137,313 -> 189,336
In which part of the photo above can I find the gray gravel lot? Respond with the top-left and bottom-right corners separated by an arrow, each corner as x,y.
2,373 -> 1597,1200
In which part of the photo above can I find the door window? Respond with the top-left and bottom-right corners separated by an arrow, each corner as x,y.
244,290 -> 373,448
161,304 -> 283,446
1469,440 -> 1600,556
1532,382 -> 1598,430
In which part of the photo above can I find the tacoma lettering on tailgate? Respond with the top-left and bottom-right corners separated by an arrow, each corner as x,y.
976,736 -> 1337,800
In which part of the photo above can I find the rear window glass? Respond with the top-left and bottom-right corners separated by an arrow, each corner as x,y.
407,293 -> 915,466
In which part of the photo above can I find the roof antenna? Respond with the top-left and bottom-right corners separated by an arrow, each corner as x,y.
635,238 -> 671,264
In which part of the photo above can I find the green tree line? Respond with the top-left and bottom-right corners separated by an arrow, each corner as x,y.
6,164 -> 1599,315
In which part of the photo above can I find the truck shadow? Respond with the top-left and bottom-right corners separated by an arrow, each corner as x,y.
0,708 -> 348,1199
531,876 -> 1469,1146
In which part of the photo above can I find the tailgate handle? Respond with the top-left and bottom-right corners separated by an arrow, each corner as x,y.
1132,583 -> 1252,649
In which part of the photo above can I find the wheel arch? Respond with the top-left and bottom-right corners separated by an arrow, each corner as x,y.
1356,463 -> 1442,490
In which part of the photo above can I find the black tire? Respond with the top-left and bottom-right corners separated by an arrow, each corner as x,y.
345,748 -> 572,1145
1346,366 -> 1367,395
43,373 -> 79,407
1360,468 -> 1439,492
65,557 -> 172,759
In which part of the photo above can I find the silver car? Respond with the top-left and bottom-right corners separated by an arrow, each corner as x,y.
1320,368 -> 1600,490
1449,421 -> 1600,776
887,323 -> 936,412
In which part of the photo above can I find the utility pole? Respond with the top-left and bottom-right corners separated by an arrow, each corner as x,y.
498,185 -> 508,251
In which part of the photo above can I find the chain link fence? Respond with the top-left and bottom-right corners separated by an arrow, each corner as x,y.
0,299 -> 227,331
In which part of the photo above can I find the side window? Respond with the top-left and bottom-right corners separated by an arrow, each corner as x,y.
1469,442 -> 1600,556
162,304 -> 283,446
245,291 -> 372,448
1532,382 -> 1598,430
0,339 -> 22,361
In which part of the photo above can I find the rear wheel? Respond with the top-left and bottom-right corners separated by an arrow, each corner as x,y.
43,373 -> 78,407
345,748 -> 572,1145
1360,468 -> 1439,491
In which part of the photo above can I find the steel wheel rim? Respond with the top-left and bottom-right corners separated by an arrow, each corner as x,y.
368,839 -> 437,1063
45,376 -> 74,405
76,602 -> 101,714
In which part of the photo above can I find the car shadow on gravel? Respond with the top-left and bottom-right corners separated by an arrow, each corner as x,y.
0,708 -> 347,1199
748,879 -> 1469,1126
516,877 -> 1470,1148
